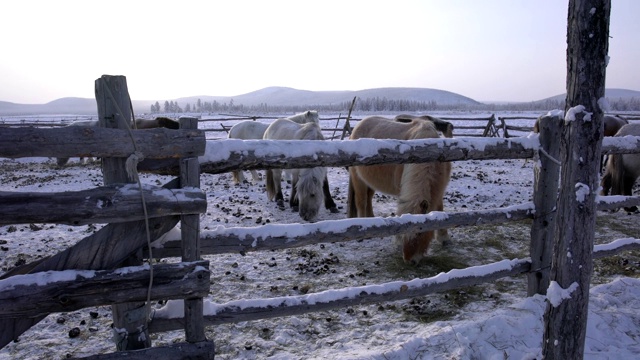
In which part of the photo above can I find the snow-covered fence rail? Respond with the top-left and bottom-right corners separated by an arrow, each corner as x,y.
148,235 -> 640,332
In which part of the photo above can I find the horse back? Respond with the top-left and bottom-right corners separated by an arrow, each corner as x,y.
351,116 -> 439,141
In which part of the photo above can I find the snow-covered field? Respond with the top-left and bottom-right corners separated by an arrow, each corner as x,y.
1,112 -> 639,359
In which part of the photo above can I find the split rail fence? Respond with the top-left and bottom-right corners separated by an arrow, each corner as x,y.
1,84 -> 640,358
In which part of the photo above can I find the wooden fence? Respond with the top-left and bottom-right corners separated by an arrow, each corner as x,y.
0,76 -> 214,358
2,91 -> 640,357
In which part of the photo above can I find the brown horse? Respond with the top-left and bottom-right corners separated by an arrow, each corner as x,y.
347,116 -> 452,264
394,114 -> 454,138
533,114 -> 627,135
134,117 -> 180,129
534,114 -> 628,170
600,123 -> 640,212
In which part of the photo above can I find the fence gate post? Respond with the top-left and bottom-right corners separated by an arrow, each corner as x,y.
179,116 -> 208,344
528,114 -> 562,296
95,74 -> 151,351
542,0 -> 610,358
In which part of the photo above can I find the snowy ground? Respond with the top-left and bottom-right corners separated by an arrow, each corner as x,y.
1,113 -> 639,359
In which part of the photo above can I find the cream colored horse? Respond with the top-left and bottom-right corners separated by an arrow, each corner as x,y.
347,116 -> 452,264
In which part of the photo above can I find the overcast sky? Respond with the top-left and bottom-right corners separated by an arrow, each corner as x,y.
1,0 -> 638,104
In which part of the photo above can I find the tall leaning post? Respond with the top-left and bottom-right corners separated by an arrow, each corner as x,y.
528,114 -> 562,296
95,74 -> 151,350
542,0 -> 610,359
179,116 -> 207,344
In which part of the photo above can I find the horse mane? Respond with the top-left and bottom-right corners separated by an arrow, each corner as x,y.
397,120 -> 446,215
296,122 -> 324,140
296,167 -> 326,197
287,110 -> 319,124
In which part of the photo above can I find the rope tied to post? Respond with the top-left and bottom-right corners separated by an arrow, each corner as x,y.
125,150 -> 145,182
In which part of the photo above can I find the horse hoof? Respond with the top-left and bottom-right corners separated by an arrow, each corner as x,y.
276,200 -> 285,210
291,206 -> 299,212
329,207 -> 339,214
441,239 -> 451,247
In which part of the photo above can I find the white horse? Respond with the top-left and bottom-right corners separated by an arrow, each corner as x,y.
227,121 -> 270,184
227,110 -> 321,184
263,118 -> 336,222
286,110 -> 320,125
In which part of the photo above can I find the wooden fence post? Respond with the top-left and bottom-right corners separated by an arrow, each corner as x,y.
528,114 -> 562,296
96,75 -> 151,351
179,117 -> 208,344
340,96 -> 357,140
542,1 -> 610,358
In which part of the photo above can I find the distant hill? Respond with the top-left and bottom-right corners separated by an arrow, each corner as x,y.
1,87 -> 638,116
175,87 -> 482,108
0,87 -> 481,116
535,88 -> 640,103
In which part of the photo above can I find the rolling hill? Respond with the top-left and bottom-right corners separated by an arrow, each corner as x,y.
1,87 -> 638,116
0,87 -> 481,116
535,88 -> 640,103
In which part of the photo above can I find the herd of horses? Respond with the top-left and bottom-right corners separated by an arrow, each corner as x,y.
56,112 -> 639,264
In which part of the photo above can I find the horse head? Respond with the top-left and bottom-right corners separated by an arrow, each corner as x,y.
295,167 -> 326,222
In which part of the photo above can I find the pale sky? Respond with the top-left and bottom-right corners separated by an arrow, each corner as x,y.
1,0 -> 638,104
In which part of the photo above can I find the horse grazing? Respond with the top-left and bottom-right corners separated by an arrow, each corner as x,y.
227,111 -> 321,184
394,114 -> 454,138
263,118 -> 337,221
600,122 -> 640,212
347,116 -> 452,264
228,121 -> 270,184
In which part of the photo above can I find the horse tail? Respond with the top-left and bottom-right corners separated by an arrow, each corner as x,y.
265,169 -> 275,201
347,168 -> 357,218
609,153 -> 626,195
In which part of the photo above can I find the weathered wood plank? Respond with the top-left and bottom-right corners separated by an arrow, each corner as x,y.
0,261 -> 209,319
0,210 -> 180,348
543,1 -> 611,358
528,115 -> 562,296
148,259 -> 531,332
0,127 -> 205,159
138,135 -> 640,177
178,117 -> 206,343
198,137 -> 538,175
0,185 -> 205,225
96,74 -> 150,351
147,204 -> 535,258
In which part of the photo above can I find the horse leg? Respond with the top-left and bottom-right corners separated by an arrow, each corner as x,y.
250,170 -> 261,183
434,199 -> 450,246
273,170 -> 285,210
623,174 -> 638,212
323,175 -> 339,213
289,171 -> 299,212
266,169 -> 285,210
232,170 -> 246,184
349,167 -> 375,217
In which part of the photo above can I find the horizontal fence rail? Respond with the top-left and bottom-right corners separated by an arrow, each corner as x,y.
0,261 -> 210,319
0,127 -> 205,159
148,235 -> 640,332
0,184 -> 206,226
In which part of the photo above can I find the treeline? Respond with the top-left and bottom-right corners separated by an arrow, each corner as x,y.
149,96 -> 640,114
